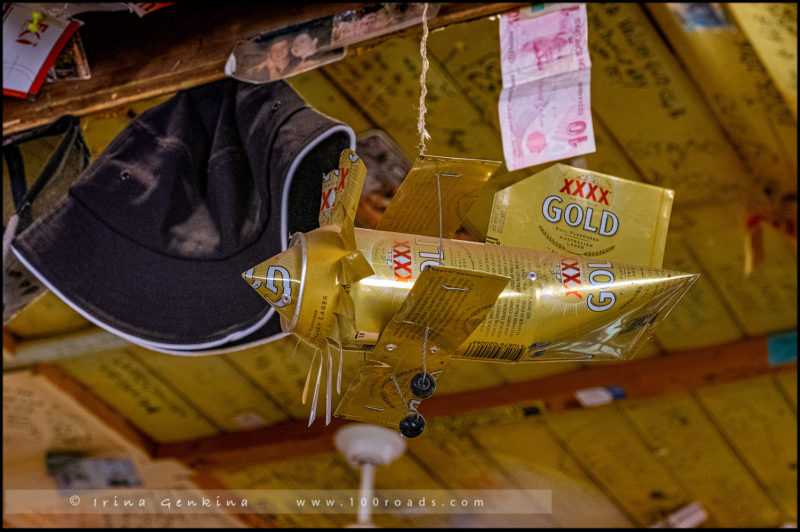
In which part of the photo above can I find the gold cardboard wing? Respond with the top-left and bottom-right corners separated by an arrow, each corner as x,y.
334,265 -> 509,429
376,155 -> 502,238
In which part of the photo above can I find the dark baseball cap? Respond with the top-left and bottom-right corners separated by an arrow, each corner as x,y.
11,79 -> 354,354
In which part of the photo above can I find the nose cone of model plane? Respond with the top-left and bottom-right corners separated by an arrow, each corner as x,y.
242,241 -> 304,329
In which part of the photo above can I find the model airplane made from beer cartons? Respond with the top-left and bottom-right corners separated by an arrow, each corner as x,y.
243,149 -> 697,438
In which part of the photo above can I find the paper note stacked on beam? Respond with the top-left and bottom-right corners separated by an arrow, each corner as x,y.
498,3 -> 596,170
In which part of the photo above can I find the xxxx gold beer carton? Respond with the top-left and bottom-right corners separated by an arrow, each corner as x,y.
487,164 -> 674,268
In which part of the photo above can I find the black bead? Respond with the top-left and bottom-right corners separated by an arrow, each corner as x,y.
399,413 -> 426,438
410,372 -> 436,399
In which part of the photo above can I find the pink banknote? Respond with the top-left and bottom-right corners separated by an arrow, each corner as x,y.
498,4 -> 595,170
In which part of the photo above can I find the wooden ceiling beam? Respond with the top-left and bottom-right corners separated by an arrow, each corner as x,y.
424,335 -> 794,418
156,335 -> 795,468
2,2 -> 526,136
35,362 -> 160,458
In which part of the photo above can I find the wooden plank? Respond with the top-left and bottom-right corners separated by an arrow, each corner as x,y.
586,3 -> 756,208
695,375 -> 798,520
426,3 -> 524,33
427,14 -> 504,134
655,233 -> 744,351
157,417 -> 347,469
129,346 -> 290,431
469,417 -> 634,527
646,3 -> 796,196
422,336 -> 794,420
32,363 -> 158,457
322,34 -> 503,162
408,426 -> 559,527
4,290 -> 92,340
725,3 -> 798,119
157,337 -> 795,466
208,452 -> 355,528
545,406 -> 692,526
490,361 -> 582,383
683,215 -> 797,337
622,393 -> 784,527
774,370 -> 798,409
286,70 -> 374,134
1,2 -> 361,136
2,327 -> 18,358
56,347 -> 219,442
191,470 -> 277,528
2,3 -> 526,137
3,328 -> 128,370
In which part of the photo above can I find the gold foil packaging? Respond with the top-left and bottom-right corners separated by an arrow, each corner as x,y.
487,163 -> 675,268
348,228 -> 696,361
242,149 -> 698,432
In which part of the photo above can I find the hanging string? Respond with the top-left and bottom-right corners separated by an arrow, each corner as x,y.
391,374 -> 411,413
421,326 -> 429,386
436,171 -> 444,264
2,213 -> 20,271
416,2 -> 431,157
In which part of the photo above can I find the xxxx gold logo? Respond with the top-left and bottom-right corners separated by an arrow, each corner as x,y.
559,177 -> 610,205
320,153 -> 361,213
560,258 -> 582,300
392,240 -> 412,282
244,265 -> 292,307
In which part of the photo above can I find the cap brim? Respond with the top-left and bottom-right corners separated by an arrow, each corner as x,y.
12,197 -> 282,349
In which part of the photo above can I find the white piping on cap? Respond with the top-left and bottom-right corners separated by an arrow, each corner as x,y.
12,244 -> 277,356
280,123 -> 356,251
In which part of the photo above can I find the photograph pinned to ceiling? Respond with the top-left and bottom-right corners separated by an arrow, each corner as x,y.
667,3 -> 732,31
330,3 -> 441,46
52,457 -> 142,493
2,3 -> 83,99
127,2 -> 175,17
225,3 -> 442,84
226,17 -> 346,84
45,30 -> 91,82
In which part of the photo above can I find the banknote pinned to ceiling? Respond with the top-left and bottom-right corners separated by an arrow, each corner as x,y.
497,3 -> 597,170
